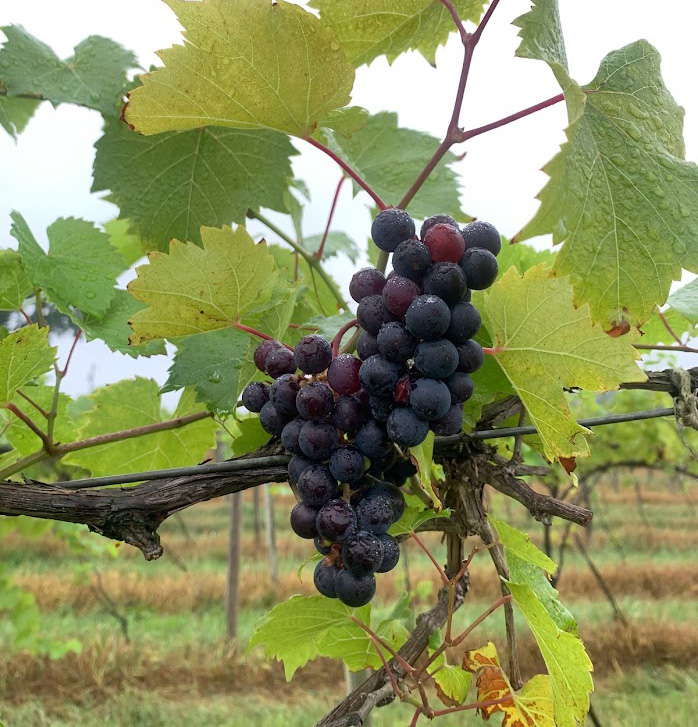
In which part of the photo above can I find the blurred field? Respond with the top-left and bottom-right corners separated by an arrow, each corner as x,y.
0,472 -> 696,726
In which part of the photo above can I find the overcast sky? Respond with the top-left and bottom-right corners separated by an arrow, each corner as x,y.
1,0 -> 696,399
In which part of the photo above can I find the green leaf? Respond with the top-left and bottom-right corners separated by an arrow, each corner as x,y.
434,665 -> 472,705
123,0 -> 354,139
324,112 -> 469,220
507,581 -> 593,727
310,0 -> 486,68
497,241 -> 556,276
408,431 -> 442,507
317,106 -> 369,138
303,232 -> 359,263
229,415 -> 269,457
317,604 -> 380,672
667,278 -> 698,323
0,95 -> 39,138
0,25 -> 138,115
488,516 -> 556,574
63,379 -> 216,478
482,265 -> 647,460
304,312 -> 357,340
0,249 -> 32,310
127,225 -> 278,344
389,505 -> 450,537
638,307 -> 696,346
11,212 -> 124,317
102,219 -> 145,269
0,325 -> 56,405
93,120 -> 296,251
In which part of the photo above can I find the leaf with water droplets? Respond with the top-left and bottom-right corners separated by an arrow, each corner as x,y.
0,325 -> 56,406
0,249 -> 32,310
0,95 -> 40,138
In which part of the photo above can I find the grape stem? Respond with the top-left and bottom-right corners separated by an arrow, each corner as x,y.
4,404 -> 53,452
316,176 -> 346,261
18,308 -> 33,326
635,343 -> 698,354
657,310 -> 685,346
482,346 -> 505,355
331,318 -> 359,358
232,321 -> 295,351
17,390 -> 49,419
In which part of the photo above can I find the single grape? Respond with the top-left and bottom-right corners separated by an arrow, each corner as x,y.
423,263 -> 466,306
356,331 -> 380,361
270,374 -> 301,415
316,499 -> 357,542
359,354 -> 401,397
336,570 -> 376,607
259,401 -> 290,436
342,530 -> 384,575
423,223 -> 465,263
350,267 -> 386,303
366,449 -> 397,479
430,404 -> 464,436
369,395 -> 394,422
281,417 -> 306,455
357,482 -> 405,523
461,220 -> 502,257
405,295 -> 451,340
299,421 -> 338,460
314,561 -> 339,598
253,339 -> 283,373
386,407 -> 430,448
355,420 -> 393,459
288,454 -> 314,484
446,301 -> 481,344
420,214 -> 458,240
382,276 -> 421,317
327,354 -> 362,395
445,371 -> 474,403
356,495 -> 393,534
392,239 -> 433,282
265,347 -> 297,378
376,534 -> 400,573
314,537 -> 332,556
409,378 -> 452,421
297,464 -> 341,507
294,335 -> 332,374
357,294 -> 396,336
414,339 -> 459,379
371,208 -> 415,252
457,340 -> 485,373
329,445 -> 366,483
290,502 -> 319,539
377,322 -> 418,364
241,382 -> 270,412
385,458 -> 417,486
296,381 -> 334,421
460,248 -> 499,290
330,394 -> 370,434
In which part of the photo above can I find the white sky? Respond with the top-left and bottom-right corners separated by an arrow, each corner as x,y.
0,0 -> 696,398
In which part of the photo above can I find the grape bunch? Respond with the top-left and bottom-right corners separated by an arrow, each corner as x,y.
240,210 -> 500,607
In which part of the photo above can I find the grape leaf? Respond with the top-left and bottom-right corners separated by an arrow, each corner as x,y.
0,95 -> 39,138
488,516 -> 556,574
463,642 -> 555,727
0,26 -> 137,116
93,120 -> 296,251
229,415 -> 269,457
667,278 -> 698,323
498,242 -> 556,276
127,224 -> 278,344
408,431 -> 442,508
434,665 -> 472,706
304,312 -> 357,341
506,582 -> 593,727
389,506 -> 450,537
63,380 -> 216,478
638,307 -> 696,346
309,0 -> 486,68
482,265 -> 646,460
11,212 -> 124,317
0,249 -> 32,310
317,106 -> 369,139
303,232 -> 359,264
0,325 -> 56,405
123,0 -> 354,139
103,219 -> 145,269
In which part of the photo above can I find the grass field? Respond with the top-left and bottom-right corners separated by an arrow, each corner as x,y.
0,473 -> 696,726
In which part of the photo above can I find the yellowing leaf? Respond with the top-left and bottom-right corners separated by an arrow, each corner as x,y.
433,665 -> 471,706
482,265 -> 646,460
0,325 -> 56,405
124,0 -> 354,139
127,225 -> 278,343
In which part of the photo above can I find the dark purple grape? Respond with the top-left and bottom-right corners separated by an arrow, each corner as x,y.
405,295 -> 451,340
265,347 -> 296,378
316,499 -> 357,542
386,407 -> 429,448
420,214 -> 458,240
385,457 -> 417,486
430,404 -> 464,435
371,208 -> 415,252
254,339 -> 283,373
297,464 -> 341,507
356,495 -> 392,534
357,331 -> 380,361
350,267 -> 386,303
369,395 -> 394,422
314,560 -> 339,598
290,502 -> 319,539
414,339 -> 459,379
461,221 -> 502,257
327,354 -> 362,395
367,449 -> 397,478
463,289 -> 472,303
288,454 -> 314,484
336,570 -> 376,607
409,378 -> 452,420
445,371 -> 474,403
298,421 -> 338,460
460,248 -> 498,290
329,445 -> 365,483
457,340 -> 484,373
294,335 -> 332,374
259,401 -> 290,436
376,534 -> 400,572
423,263 -> 466,306
315,537 -> 332,555
355,420 -> 392,459
376,322 -> 418,364
447,301 -> 481,344
423,223 -> 465,263
330,395 -> 370,434
382,276 -> 421,317
342,530 -> 384,575
359,354 -> 401,397
296,381 -> 334,421
281,417 -> 305,455
241,382 -> 270,412
270,374 -> 301,415
357,482 -> 405,522
392,239 -> 432,282
357,294 -> 397,336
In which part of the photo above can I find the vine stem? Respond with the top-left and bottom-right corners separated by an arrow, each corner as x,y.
232,321 -> 294,351
48,328 -> 83,445
34,290 -> 47,328
4,404 -> 52,450
18,308 -> 33,326
17,390 -> 49,419
411,532 -> 449,585
658,310 -> 684,346
350,616 -> 416,675
331,318 -> 358,358
431,695 -> 513,718
635,343 -> 698,354
316,176 -> 346,261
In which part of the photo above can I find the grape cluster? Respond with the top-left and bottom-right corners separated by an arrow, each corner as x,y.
240,211 -> 500,607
